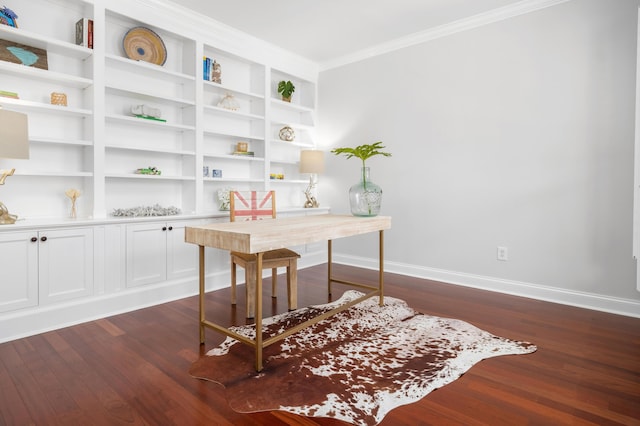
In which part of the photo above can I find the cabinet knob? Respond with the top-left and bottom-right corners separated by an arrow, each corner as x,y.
168,226 -> 173,231
31,237 -> 37,242
40,236 -> 47,242
162,226 -> 167,231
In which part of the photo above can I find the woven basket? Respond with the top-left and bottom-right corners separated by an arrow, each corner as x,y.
51,92 -> 67,106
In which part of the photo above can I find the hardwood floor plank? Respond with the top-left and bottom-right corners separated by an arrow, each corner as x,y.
0,264 -> 638,425
0,354 -> 32,426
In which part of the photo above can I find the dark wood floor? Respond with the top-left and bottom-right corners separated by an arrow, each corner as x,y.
1,264 -> 638,425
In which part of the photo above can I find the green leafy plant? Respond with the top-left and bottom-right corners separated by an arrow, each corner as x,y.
277,80 -> 295,100
332,142 -> 392,216
331,141 -> 392,169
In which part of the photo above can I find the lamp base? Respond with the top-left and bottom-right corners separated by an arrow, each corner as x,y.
0,168 -> 15,185
303,177 -> 319,208
304,199 -> 320,208
0,201 -> 18,224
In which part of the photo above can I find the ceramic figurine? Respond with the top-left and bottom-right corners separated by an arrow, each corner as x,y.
217,93 -> 239,111
211,60 -> 221,84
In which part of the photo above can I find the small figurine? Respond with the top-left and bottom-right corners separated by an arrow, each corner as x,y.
217,93 -> 239,111
211,60 -> 221,84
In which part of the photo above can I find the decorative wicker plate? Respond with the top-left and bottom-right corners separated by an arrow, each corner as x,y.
123,27 -> 167,65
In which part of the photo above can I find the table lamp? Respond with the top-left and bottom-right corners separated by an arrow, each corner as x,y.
0,108 -> 29,224
299,150 -> 324,208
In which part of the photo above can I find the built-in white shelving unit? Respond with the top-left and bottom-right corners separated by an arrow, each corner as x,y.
0,0 -> 323,341
0,0 -> 95,217
0,0 -> 317,219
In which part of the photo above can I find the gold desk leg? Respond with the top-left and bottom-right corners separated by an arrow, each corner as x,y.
327,239 -> 333,296
199,245 -> 206,344
255,252 -> 264,372
379,230 -> 384,306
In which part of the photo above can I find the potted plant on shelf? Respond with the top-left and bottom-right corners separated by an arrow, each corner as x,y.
331,141 -> 391,217
277,80 -> 295,102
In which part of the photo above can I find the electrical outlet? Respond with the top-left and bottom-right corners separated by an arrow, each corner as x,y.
497,246 -> 508,261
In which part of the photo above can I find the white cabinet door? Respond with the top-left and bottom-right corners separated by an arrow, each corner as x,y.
166,221 -> 199,281
38,228 -> 94,305
0,231 -> 38,313
126,218 -> 230,288
126,223 -> 167,288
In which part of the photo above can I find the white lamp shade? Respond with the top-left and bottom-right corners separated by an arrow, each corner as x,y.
0,109 -> 29,159
299,150 -> 324,174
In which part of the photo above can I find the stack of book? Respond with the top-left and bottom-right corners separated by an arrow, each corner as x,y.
0,90 -> 18,99
232,151 -> 255,157
75,18 -> 94,49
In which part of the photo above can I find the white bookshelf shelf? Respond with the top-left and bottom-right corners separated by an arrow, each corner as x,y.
0,25 -> 93,59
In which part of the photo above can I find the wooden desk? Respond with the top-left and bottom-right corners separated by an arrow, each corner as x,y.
185,213 -> 391,371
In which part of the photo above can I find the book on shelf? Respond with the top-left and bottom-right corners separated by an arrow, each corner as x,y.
0,90 -> 18,99
232,151 -> 255,156
203,56 -> 213,81
75,18 -> 94,49
88,19 -> 93,49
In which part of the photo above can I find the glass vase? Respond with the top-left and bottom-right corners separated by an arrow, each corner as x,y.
349,167 -> 382,217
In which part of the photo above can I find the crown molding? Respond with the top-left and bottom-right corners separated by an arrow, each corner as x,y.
117,0 -> 318,80
320,0 -> 572,71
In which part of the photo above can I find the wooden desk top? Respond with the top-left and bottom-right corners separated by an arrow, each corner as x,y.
185,214 -> 391,253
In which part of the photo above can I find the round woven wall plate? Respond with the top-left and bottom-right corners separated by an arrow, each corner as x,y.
123,27 -> 167,65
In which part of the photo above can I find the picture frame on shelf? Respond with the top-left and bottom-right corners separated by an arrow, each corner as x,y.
0,39 -> 48,70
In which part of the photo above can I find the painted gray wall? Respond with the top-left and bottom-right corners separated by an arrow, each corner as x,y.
317,0 -> 640,307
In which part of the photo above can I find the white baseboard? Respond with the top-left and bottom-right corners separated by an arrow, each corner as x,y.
0,252 -> 327,344
0,274 -> 220,344
6,249 -> 634,344
333,254 -> 640,319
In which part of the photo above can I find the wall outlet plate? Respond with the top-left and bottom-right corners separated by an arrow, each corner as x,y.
497,246 -> 508,261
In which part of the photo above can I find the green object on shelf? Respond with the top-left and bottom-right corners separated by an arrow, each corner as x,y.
136,167 -> 161,175
134,114 -> 167,122
0,90 -> 18,98
277,80 -> 295,101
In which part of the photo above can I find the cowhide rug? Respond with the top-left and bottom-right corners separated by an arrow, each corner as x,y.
190,290 -> 536,425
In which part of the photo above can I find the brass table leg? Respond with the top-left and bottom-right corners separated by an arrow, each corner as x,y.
379,230 -> 384,306
255,251 -> 264,371
199,245 -> 205,344
327,239 -> 332,296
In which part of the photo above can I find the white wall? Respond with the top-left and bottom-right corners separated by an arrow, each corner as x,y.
318,0 -> 640,315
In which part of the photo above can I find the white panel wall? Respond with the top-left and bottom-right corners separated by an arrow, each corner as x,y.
318,0 -> 640,313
